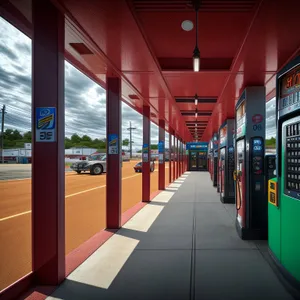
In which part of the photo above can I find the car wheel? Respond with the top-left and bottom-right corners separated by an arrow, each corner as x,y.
76,171 -> 81,174
91,164 -> 103,175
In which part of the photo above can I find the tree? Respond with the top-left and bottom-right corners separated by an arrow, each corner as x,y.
266,137 -> 276,148
70,133 -> 81,144
122,138 -> 130,147
150,144 -> 158,150
23,131 -> 32,142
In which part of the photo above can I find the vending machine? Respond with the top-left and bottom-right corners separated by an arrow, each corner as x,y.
218,119 -> 235,203
268,56 -> 300,284
234,86 -> 267,240
208,139 -> 213,179
211,133 -> 218,187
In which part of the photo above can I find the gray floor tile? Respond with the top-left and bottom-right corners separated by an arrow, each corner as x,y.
195,249 -> 294,300
50,250 -> 191,300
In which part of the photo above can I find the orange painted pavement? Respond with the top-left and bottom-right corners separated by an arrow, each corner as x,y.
0,161 -> 170,291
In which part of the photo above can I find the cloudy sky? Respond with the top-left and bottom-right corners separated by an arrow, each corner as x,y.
0,17 -> 166,151
0,16 -> 275,151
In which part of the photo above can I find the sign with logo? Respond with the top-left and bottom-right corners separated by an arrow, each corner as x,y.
142,143 -> 149,162
36,107 -> 56,142
252,114 -> 263,131
252,114 -> 263,124
158,140 -> 164,164
186,142 -> 208,150
108,134 -> 118,154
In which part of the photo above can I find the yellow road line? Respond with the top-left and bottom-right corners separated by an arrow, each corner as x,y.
0,173 -> 141,222
0,210 -> 32,221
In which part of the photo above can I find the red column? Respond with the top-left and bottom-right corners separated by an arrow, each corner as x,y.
169,131 -> 172,183
106,77 -> 121,229
180,139 -> 183,175
184,142 -> 187,172
32,0 -> 65,285
176,137 -> 179,179
142,105 -> 150,202
158,119 -> 165,190
172,135 -> 176,181
178,139 -> 181,176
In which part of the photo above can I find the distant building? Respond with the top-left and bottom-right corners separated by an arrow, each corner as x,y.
1,146 -> 100,163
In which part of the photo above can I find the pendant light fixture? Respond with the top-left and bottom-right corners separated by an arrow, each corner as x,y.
195,109 -> 198,118
195,93 -> 198,106
192,0 -> 200,72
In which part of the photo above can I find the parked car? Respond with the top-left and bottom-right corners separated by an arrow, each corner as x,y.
70,154 -> 107,175
134,161 -> 155,173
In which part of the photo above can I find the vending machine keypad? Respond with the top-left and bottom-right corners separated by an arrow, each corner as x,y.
285,121 -> 300,199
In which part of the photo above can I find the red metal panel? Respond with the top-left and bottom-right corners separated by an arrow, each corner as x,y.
169,131 -> 172,183
32,0 -> 65,285
106,77 -> 122,229
158,119 -> 165,190
176,137 -> 179,179
172,134 -> 176,181
142,105 -> 151,202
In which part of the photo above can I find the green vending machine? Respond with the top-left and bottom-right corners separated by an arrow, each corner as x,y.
268,55 -> 300,286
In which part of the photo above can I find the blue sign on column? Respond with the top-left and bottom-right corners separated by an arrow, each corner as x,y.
36,107 -> 56,142
108,134 -> 118,154
142,143 -> 149,162
158,140 -> 165,164
158,140 -> 164,153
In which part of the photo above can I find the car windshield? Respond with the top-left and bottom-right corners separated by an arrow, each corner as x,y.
88,154 -> 105,161
137,162 -> 142,166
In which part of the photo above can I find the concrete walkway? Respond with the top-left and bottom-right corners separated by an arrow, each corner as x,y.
47,172 -> 294,300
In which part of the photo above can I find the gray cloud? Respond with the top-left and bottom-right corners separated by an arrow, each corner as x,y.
0,16 -> 156,150
0,44 -> 17,60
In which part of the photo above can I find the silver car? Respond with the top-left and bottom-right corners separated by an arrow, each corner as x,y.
70,155 -> 107,175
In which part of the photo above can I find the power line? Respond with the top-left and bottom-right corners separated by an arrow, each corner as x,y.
127,121 -> 136,159
1,105 -> 7,164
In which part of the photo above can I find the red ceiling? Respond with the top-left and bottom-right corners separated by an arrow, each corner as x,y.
2,0 -> 300,141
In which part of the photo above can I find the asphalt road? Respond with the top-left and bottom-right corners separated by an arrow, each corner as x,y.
0,164 -> 74,181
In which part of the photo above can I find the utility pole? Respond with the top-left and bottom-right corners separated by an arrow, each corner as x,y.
1,105 -> 6,164
127,121 -> 136,158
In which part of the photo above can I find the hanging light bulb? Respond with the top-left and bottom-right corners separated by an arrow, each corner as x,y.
193,47 -> 200,72
195,123 -> 198,127
193,1 -> 200,72
195,93 -> 198,106
195,109 -> 198,118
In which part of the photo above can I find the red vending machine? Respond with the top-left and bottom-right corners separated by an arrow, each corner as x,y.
218,119 -> 235,203
234,87 -> 267,240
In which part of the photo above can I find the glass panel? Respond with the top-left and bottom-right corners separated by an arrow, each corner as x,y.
265,97 -> 276,154
0,18 -> 32,291
191,152 -> 197,168
121,103 -> 142,212
150,122 -> 159,194
65,63 -> 106,254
